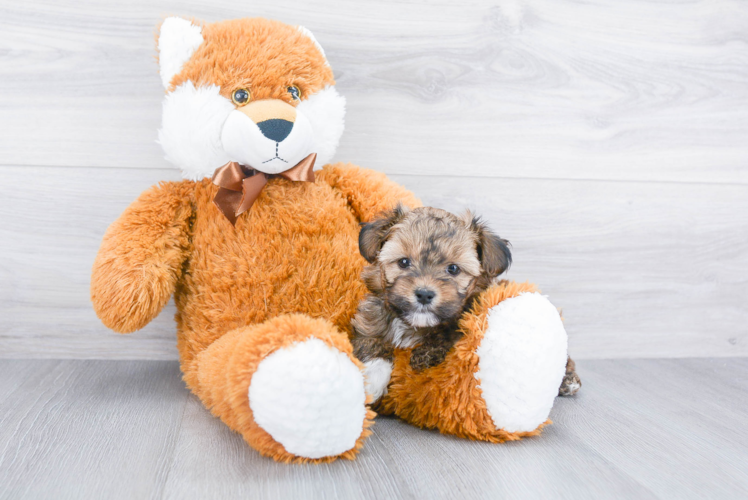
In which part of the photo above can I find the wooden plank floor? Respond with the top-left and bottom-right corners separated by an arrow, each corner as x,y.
1,358 -> 746,499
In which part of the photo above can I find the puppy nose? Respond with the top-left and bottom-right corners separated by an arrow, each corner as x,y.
256,119 -> 294,142
415,288 -> 436,305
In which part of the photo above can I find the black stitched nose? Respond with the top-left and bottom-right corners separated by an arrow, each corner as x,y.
415,288 -> 436,305
257,119 -> 293,142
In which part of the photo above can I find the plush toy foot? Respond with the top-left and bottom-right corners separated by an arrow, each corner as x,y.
378,281 -> 568,442
472,288 -> 568,433
192,314 -> 374,463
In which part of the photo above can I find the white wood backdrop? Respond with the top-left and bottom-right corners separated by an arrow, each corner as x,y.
0,0 -> 746,360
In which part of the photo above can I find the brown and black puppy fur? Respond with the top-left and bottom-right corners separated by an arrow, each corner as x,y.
352,205 -> 512,401
559,357 -> 582,396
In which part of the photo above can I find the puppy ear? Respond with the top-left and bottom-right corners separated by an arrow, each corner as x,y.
359,204 -> 409,263
468,214 -> 512,277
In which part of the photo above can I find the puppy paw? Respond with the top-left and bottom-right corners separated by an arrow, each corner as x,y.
558,373 -> 582,396
558,373 -> 581,396
558,358 -> 582,396
363,358 -> 393,403
409,346 -> 446,372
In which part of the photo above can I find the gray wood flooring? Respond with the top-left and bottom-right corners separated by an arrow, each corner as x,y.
1,358 -> 746,499
0,0 -> 747,360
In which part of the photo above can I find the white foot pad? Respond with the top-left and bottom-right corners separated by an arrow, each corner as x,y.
363,358 -> 393,403
475,292 -> 568,432
249,338 -> 367,458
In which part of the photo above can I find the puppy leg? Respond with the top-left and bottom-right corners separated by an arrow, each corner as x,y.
410,343 -> 454,372
410,325 -> 462,372
352,294 -> 398,403
558,356 -> 582,396
410,343 -> 450,372
362,358 -> 393,403
352,336 -> 394,404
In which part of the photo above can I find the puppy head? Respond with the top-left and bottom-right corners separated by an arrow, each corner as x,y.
359,206 -> 511,328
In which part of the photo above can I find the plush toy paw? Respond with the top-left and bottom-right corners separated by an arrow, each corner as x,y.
474,291 -> 568,432
249,337 -> 368,459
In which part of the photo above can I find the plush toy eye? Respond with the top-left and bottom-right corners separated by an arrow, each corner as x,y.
397,258 -> 411,269
232,88 -> 251,106
447,264 -> 461,276
287,86 -> 301,101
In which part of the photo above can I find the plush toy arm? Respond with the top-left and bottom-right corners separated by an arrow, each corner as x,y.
91,181 -> 194,333
317,163 -> 421,222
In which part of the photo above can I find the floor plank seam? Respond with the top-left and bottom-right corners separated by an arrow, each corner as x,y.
152,383 -> 191,500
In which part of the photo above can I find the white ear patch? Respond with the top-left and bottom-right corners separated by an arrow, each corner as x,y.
158,17 -> 204,89
157,82 -> 234,180
297,26 -> 328,65
297,86 -> 346,167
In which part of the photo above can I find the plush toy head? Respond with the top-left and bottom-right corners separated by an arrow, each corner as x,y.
157,17 -> 346,180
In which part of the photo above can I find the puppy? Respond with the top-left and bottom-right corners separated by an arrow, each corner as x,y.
352,205 -> 582,403
351,205 -> 512,402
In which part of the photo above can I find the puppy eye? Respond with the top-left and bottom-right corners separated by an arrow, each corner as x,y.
287,86 -> 301,100
397,258 -> 411,269
232,88 -> 251,106
447,264 -> 461,276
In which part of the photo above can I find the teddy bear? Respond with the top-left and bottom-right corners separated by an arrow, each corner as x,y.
91,16 -> 571,463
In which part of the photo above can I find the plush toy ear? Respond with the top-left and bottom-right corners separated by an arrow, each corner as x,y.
296,26 -> 328,64
466,213 -> 512,278
359,204 -> 409,263
158,17 -> 204,89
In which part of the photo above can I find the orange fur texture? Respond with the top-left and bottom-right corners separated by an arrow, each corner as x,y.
195,314 -> 376,463
168,18 -> 334,103
92,17 -> 553,463
92,163 -> 420,462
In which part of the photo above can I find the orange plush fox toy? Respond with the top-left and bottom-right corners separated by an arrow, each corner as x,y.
91,17 -> 569,463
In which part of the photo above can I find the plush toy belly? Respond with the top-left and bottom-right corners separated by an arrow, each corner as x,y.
174,177 -> 369,371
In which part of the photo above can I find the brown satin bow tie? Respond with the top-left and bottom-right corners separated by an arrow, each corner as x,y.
212,153 -> 316,225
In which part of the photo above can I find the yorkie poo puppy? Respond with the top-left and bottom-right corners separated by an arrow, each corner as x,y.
351,205 -> 511,402
352,205 -> 581,403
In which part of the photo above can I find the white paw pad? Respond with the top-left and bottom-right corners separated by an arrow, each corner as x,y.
249,338 -> 367,458
565,381 -> 581,394
475,292 -> 568,433
363,358 -> 393,403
